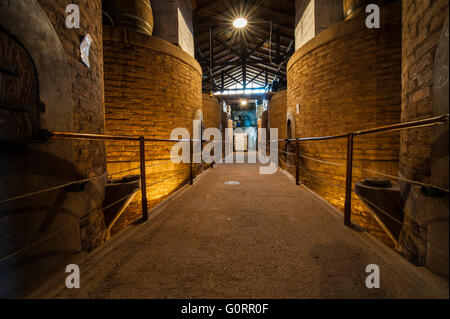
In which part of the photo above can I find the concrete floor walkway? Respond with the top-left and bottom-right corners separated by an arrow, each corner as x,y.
52,161 -> 448,299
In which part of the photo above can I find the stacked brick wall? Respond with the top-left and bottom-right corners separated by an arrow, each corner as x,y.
268,90 -> 294,174
202,93 -> 221,158
202,93 -> 221,130
400,0 -> 449,273
260,110 -> 268,131
401,0 -> 448,179
287,2 -> 402,246
37,0 -> 107,249
103,27 -> 202,232
400,2 -> 449,191
0,0 -> 106,297
221,111 -> 229,133
269,91 -> 288,144
38,0 -> 106,178
259,110 -> 269,148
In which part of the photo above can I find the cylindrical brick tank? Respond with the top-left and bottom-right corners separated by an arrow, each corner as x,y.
103,0 -> 154,35
268,90 -> 296,175
0,0 -> 106,297
221,110 -> 229,133
260,110 -> 268,132
287,1 -> 402,246
268,91 -> 288,144
202,93 -> 221,130
103,26 -> 202,232
400,0 -> 449,276
343,0 -> 397,20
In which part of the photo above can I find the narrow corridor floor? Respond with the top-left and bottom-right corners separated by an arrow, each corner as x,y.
55,162 -> 447,299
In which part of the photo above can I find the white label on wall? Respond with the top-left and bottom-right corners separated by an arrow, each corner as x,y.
80,34 -> 93,68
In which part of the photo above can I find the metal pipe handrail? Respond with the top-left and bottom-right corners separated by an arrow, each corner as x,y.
297,134 -> 348,142
37,114 -> 450,229
45,131 -> 221,223
50,131 -> 212,143
271,114 -> 449,142
353,114 -> 449,136
50,131 -> 141,141
23,114 -> 450,145
273,114 -> 449,228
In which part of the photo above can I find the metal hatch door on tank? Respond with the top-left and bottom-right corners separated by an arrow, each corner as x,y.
0,26 -> 41,142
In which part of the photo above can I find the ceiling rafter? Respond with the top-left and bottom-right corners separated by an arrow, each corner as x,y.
194,0 -> 295,90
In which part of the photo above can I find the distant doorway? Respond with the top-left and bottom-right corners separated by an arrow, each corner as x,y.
285,110 -> 296,166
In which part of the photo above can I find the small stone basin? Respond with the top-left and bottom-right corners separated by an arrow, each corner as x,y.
355,178 -> 404,246
103,174 -> 141,233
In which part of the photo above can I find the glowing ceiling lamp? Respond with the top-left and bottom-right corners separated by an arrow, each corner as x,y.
240,100 -> 249,110
233,17 -> 247,28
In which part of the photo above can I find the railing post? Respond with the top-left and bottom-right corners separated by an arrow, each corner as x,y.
139,136 -> 149,221
344,133 -> 354,226
211,144 -> 215,169
200,134 -> 203,167
211,139 -> 214,169
190,139 -> 194,185
295,138 -> 300,185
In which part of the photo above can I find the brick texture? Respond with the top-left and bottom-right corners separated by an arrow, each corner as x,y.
268,90 -> 296,175
287,2 -> 402,246
202,93 -> 221,131
38,0 -> 106,178
269,91 -> 288,144
103,27 -> 202,232
400,0 -> 448,182
399,0 -> 449,268
37,0 -> 107,250
400,0 -> 448,180
0,0 -> 106,297
221,110 -> 229,133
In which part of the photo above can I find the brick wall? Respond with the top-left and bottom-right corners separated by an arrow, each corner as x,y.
221,110 -> 229,133
103,27 -> 202,232
260,110 -> 268,131
37,0 -> 107,250
269,91 -> 288,143
0,0 -> 106,297
268,90 -> 296,174
38,0 -> 106,178
400,0 -> 449,274
33,0 -> 106,247
400,0 -> 448,180
287,2 -> 402,246
37,0 -> 107,251
258,110 -> 269,149
202,93 -> 221,130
